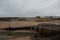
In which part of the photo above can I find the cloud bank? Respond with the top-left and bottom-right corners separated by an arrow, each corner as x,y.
0,0 -> 59,17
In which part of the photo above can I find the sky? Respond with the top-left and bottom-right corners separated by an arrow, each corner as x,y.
0,0 -> 60,17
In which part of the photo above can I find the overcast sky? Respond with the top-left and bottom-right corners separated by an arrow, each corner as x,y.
0,0 -> 60,17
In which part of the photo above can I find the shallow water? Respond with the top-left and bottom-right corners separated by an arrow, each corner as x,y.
0,35 -> 32,40
0,35 -> 14,40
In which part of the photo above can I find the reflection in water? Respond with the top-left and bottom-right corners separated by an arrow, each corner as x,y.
0,35 -> 32,40
0,35 -> 13,40
0,34 -> 60,40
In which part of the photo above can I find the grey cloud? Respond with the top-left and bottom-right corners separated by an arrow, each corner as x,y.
0,0 -> 59,17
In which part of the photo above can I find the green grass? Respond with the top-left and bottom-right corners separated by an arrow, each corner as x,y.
0,31 -> 60,37
0,31 -> 38,36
